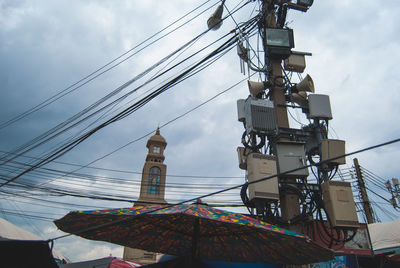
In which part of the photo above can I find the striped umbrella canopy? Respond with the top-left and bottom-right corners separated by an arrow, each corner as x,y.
54,203 -> 333,265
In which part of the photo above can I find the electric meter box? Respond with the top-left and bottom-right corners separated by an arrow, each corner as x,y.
244,98 -> 277,135
321,180 -> 359,228
237,99 -> 246,122
247,153 -> 279,201
307,94 -> 333,120
284,53 -> 306,73
321,139 -> 346,165
275,142 -> 308,177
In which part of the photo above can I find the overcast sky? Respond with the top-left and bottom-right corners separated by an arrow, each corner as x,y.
1,0 -> 399,262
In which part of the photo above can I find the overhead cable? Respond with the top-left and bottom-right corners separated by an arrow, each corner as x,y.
0,0 -> 217,130
0,16 -> 260,188
49,137 -> 400,241
0,0 -> 253,168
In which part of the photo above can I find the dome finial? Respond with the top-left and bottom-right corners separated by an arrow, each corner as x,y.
146,127 -> 166,148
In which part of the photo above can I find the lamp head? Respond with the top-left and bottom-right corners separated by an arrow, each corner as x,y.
297,0 -> 314,7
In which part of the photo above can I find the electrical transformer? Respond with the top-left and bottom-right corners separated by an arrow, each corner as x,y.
275,142 -> 308,177
244,98 -> 277,135
247,153 -> 279,201
321,180 -> 359,228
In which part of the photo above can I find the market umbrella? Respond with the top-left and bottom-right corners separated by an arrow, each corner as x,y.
54,203 -> 333,265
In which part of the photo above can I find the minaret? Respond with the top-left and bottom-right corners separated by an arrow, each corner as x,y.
123,128 -> 167,264
137,127 -> 167,205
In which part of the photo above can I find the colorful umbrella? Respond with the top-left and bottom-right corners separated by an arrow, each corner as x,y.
54,203 -> 333,265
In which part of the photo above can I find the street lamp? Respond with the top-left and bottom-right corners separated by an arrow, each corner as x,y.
297,0 -> 314,7
287,0 -> 314,12
265,28 -> 294,59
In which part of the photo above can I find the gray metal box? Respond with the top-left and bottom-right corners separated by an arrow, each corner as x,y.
322,180 -> 359,228
237,99 -> 245,122
307,94 -> 333,120
275,142 -> 308,177
321,139 -> 346,165
245,98 -> 276,135
247,153 -> 279,201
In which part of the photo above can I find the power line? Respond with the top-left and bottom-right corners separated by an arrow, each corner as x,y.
0,157 -> 244,182
0,209 -> 57,222
0,38 -> 235,185
372,202 -> 397,221
0,73 -> 252,194
0,25 -> 213,166
2,176 -> 241,202
364,184 -> 392,204
0,0 -> 218,130
0,22 -> 259,189
0,72 -> 256,206
1,0 -> 252,168
1,190 -> 115,209
49,137 -> 400,241
0,7 -> 258,191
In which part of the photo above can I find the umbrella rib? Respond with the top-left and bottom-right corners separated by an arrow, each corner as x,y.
255,229 -> 315,264
154,216 -> 193,237
132,214 -> 195,256
252,230 -> 286,262
192,217 -> 200,258
134,215 -> 190,250
230,227 -> 267,262
210,221 -> 232,261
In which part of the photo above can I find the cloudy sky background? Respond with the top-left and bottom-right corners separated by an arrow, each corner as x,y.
0,0 -> 399,262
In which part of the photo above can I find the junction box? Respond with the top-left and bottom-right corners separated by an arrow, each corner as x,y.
275,142 -> 308,177
322,180 -> 359,228
247,153 -> 279,201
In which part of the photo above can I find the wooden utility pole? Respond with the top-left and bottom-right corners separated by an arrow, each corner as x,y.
262,0 -> 300,230
353,158 -> 374,223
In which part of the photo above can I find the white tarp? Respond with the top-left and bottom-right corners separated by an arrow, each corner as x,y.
0,217 -> 42,240
0,217 -> 69,262
368,218 -> 400,251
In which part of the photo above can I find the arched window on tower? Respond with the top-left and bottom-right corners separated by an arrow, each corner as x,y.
148,166 -> 161,195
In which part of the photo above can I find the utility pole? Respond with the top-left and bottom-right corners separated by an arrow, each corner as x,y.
353,158 -> 374,223
235,0 -> 356,252
262,0 -> 300,230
